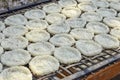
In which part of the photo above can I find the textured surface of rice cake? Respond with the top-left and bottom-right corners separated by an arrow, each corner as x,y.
24,9 -> 46,20
94,34 -> 119,49
27,42 -> 55,56
86,22 -> 109,34
25,30 -> 50,42
1,49 -> 31,66
5,14 -> 27,26
76,40 -> 103,56
0,21 -> 5,31
1,36 -> 28,50
50,34 -> 75,46
29,55 -> 59,76
54,46 -> 82,64
0,66 -> 32,80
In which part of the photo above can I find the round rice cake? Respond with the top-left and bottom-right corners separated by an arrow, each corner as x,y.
78,2 -> 97,12
49,34 -> 75,46
3,26 -> 28,37
0,63 -> 3,72
4,14 -> 27,26
110,28 -> 120,39
1,36 -> 28,50
81,12 -> 102,22
26,20 -> 48,30
103,17 -> 120,28
1,49 -> 31,66
0,66 -> 32,80
94,34 -> 119,49
96,8 -> 117,17
24,9 -> 46,20
76,40 -> 103,56
54,46 -> 82,64
65,18 -> 86,28
47,23 -> 70,34
58,0 -> 77,7
29,55 -> 59,76
62,7 -> 81,18
25,30 -> 50,42
0,33 -> 5,43
45,13 -> 66,24
70,28 -> 94,40
0,21 -> 5,31
27,42 -> 55,56
92,0 -> 109,8
86,22 -> 109,34
43,3 -> 62,13
110,2 -> 120,11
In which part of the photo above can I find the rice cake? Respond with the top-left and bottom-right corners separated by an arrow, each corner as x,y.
54,46 -> 82,64
1,49 -> 31,66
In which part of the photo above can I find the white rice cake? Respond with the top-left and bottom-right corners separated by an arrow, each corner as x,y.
86,22 -> 109,34
27,41 -> 55,56
70,28 -> 94,40
76,40 -> 103,56
4,14 -> 27,26
47,23 -> 70,34
94,34 -> 119,49
29,55 -> 59,76
50,34 -> 75,46
25,30 -> 50,42
1,36 -> 28,50
24,9 -> 46,20
1,49 -> 31,66
54,46 -> 82,64
0,66 -> 32,80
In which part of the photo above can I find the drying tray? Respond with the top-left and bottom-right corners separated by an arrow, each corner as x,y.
0,0 -> 120,80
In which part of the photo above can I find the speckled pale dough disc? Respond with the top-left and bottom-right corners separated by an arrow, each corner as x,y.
58,0 -> 77,7
86,22 -> 109,34
24,9 -> 46,20
70,28 -> 94,40
26,20 -> 48,30
110,28 -> 120,39
96,8 -> 117,17
1,36 -> 28,50
25,30 -> 50,42
0,66 -> 32,80
43,3 -> 62,13
110,2 -> 120,11
47,23 -> 70,34
78,2 -> 97,12
103,17 -> 120,28
45,13 -> 66,24
0,46 -> 4,56
65,18 -> 86,28
54,47 -> 82,64
3,26 -> 28,37
27,42 -> 55,56
0,33 -> 5,43
94,34 -> 119,49
29,55 -> 59,76
62,7 -> 81,18
50,34 -> 75,46
1,49 -> 31,66
0,21 -> 5,31
81,12 -> 102,22
76,40 -> 103,56
92,0 -> 109,8
0,63 -> 3,72
4,14 -> 27,26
